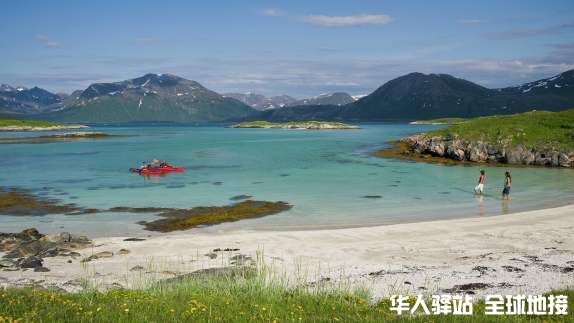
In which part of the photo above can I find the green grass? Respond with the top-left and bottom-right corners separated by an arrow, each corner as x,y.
1,274 -> 572,322
414,117 -> 467,125
234,121 -> 275,127
0,119 -> 64,128
428,109 -> 574,151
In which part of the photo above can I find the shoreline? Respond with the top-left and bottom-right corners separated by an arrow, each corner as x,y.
0,125 -> 88,132
2,204 -> 573,298
373,140 -> 574,168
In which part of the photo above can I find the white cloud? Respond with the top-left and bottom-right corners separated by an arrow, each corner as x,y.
258,8 -> 284,17
303,14 -> 393,27
35,34 -> 61,48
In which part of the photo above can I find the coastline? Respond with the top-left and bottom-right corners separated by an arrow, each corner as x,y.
0,125 -> 88,132
2,203 -> 573,298
374,140 -> 574,168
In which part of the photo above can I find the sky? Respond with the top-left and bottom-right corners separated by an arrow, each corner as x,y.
1,0 -> 574,98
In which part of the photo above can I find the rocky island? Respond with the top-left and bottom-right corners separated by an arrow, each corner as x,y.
376,109 -> 574,168
229,121 -> 359,129
0,119 -> 87,132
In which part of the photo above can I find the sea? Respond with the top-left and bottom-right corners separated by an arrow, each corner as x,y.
1,124 -> 573,237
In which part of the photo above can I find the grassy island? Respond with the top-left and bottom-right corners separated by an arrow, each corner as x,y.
0,119 -> 87,131
229,121 -> 359,129
376,109 -> 574,167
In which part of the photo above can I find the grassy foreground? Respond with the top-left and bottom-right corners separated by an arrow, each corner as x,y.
0,274 -> 572,322
429,109 -> 574,150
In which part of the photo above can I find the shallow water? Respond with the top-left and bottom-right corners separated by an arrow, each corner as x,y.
1,124 -> 573,237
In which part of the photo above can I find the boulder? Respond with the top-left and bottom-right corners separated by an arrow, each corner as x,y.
468,143 -> 488,162
0,259 -> 16,268
559,153 -> 573,167
18,256 -> 43,269
505,145 -> 535,165
429,140 -> 445,156
15,228 -> 44,241
534,152 -> 552,166
81,251 -> 114,263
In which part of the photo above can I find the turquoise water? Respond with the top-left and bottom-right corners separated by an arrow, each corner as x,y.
1,124 -> 573,237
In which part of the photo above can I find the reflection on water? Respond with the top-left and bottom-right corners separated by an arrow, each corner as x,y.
502,199 -> 511,214
475,195 -> 485,217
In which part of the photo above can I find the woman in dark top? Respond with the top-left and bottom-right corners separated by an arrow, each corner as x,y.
502,171 -> 511,200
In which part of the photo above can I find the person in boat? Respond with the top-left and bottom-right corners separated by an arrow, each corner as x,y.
139,162 -> 148,170
160,160 -> 173,168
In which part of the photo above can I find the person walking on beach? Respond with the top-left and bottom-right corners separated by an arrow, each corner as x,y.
502,171 -> 511,200
474,170 -> 486,195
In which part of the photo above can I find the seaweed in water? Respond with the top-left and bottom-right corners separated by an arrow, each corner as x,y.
0,187 -> 83,216
140,200 -> 292,232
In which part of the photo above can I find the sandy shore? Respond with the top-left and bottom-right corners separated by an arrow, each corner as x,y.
1,204 -> 573,298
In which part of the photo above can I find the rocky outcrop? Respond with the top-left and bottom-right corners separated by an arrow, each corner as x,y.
400,134 -> 574,168
0,228 -> 92,271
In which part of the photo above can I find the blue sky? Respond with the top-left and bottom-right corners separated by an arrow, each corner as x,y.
1,0 -> 573,97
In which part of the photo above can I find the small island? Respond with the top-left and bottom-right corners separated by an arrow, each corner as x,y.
376,109 -> 574,168
229,121 -> 359,129
0,119 -> 88,132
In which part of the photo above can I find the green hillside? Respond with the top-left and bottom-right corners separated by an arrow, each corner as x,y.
429,109 -> 574,151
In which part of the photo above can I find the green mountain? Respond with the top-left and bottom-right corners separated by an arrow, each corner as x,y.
255,70 -> 574,121
45,74 -> 255,123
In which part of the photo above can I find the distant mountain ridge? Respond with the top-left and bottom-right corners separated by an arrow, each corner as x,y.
254,70 -> 574,121
0,84 -> 63,115
223,93 -> 296,110
43,74 -> 255,123
224,92 -> 355,110
2,70 -> 574,122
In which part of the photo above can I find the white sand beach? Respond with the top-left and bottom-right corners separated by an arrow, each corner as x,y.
2,204 -> 573,299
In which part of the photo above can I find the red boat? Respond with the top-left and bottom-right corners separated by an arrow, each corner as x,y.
149,166 -> 185,173
130,165 -> 184,175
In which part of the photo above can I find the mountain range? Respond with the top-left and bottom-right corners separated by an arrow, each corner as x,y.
1,70 -> 573,122
253,70 -> 574,121
223,92 -> 355,110
41,74 -> 254,123
0,85 -> 63,115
